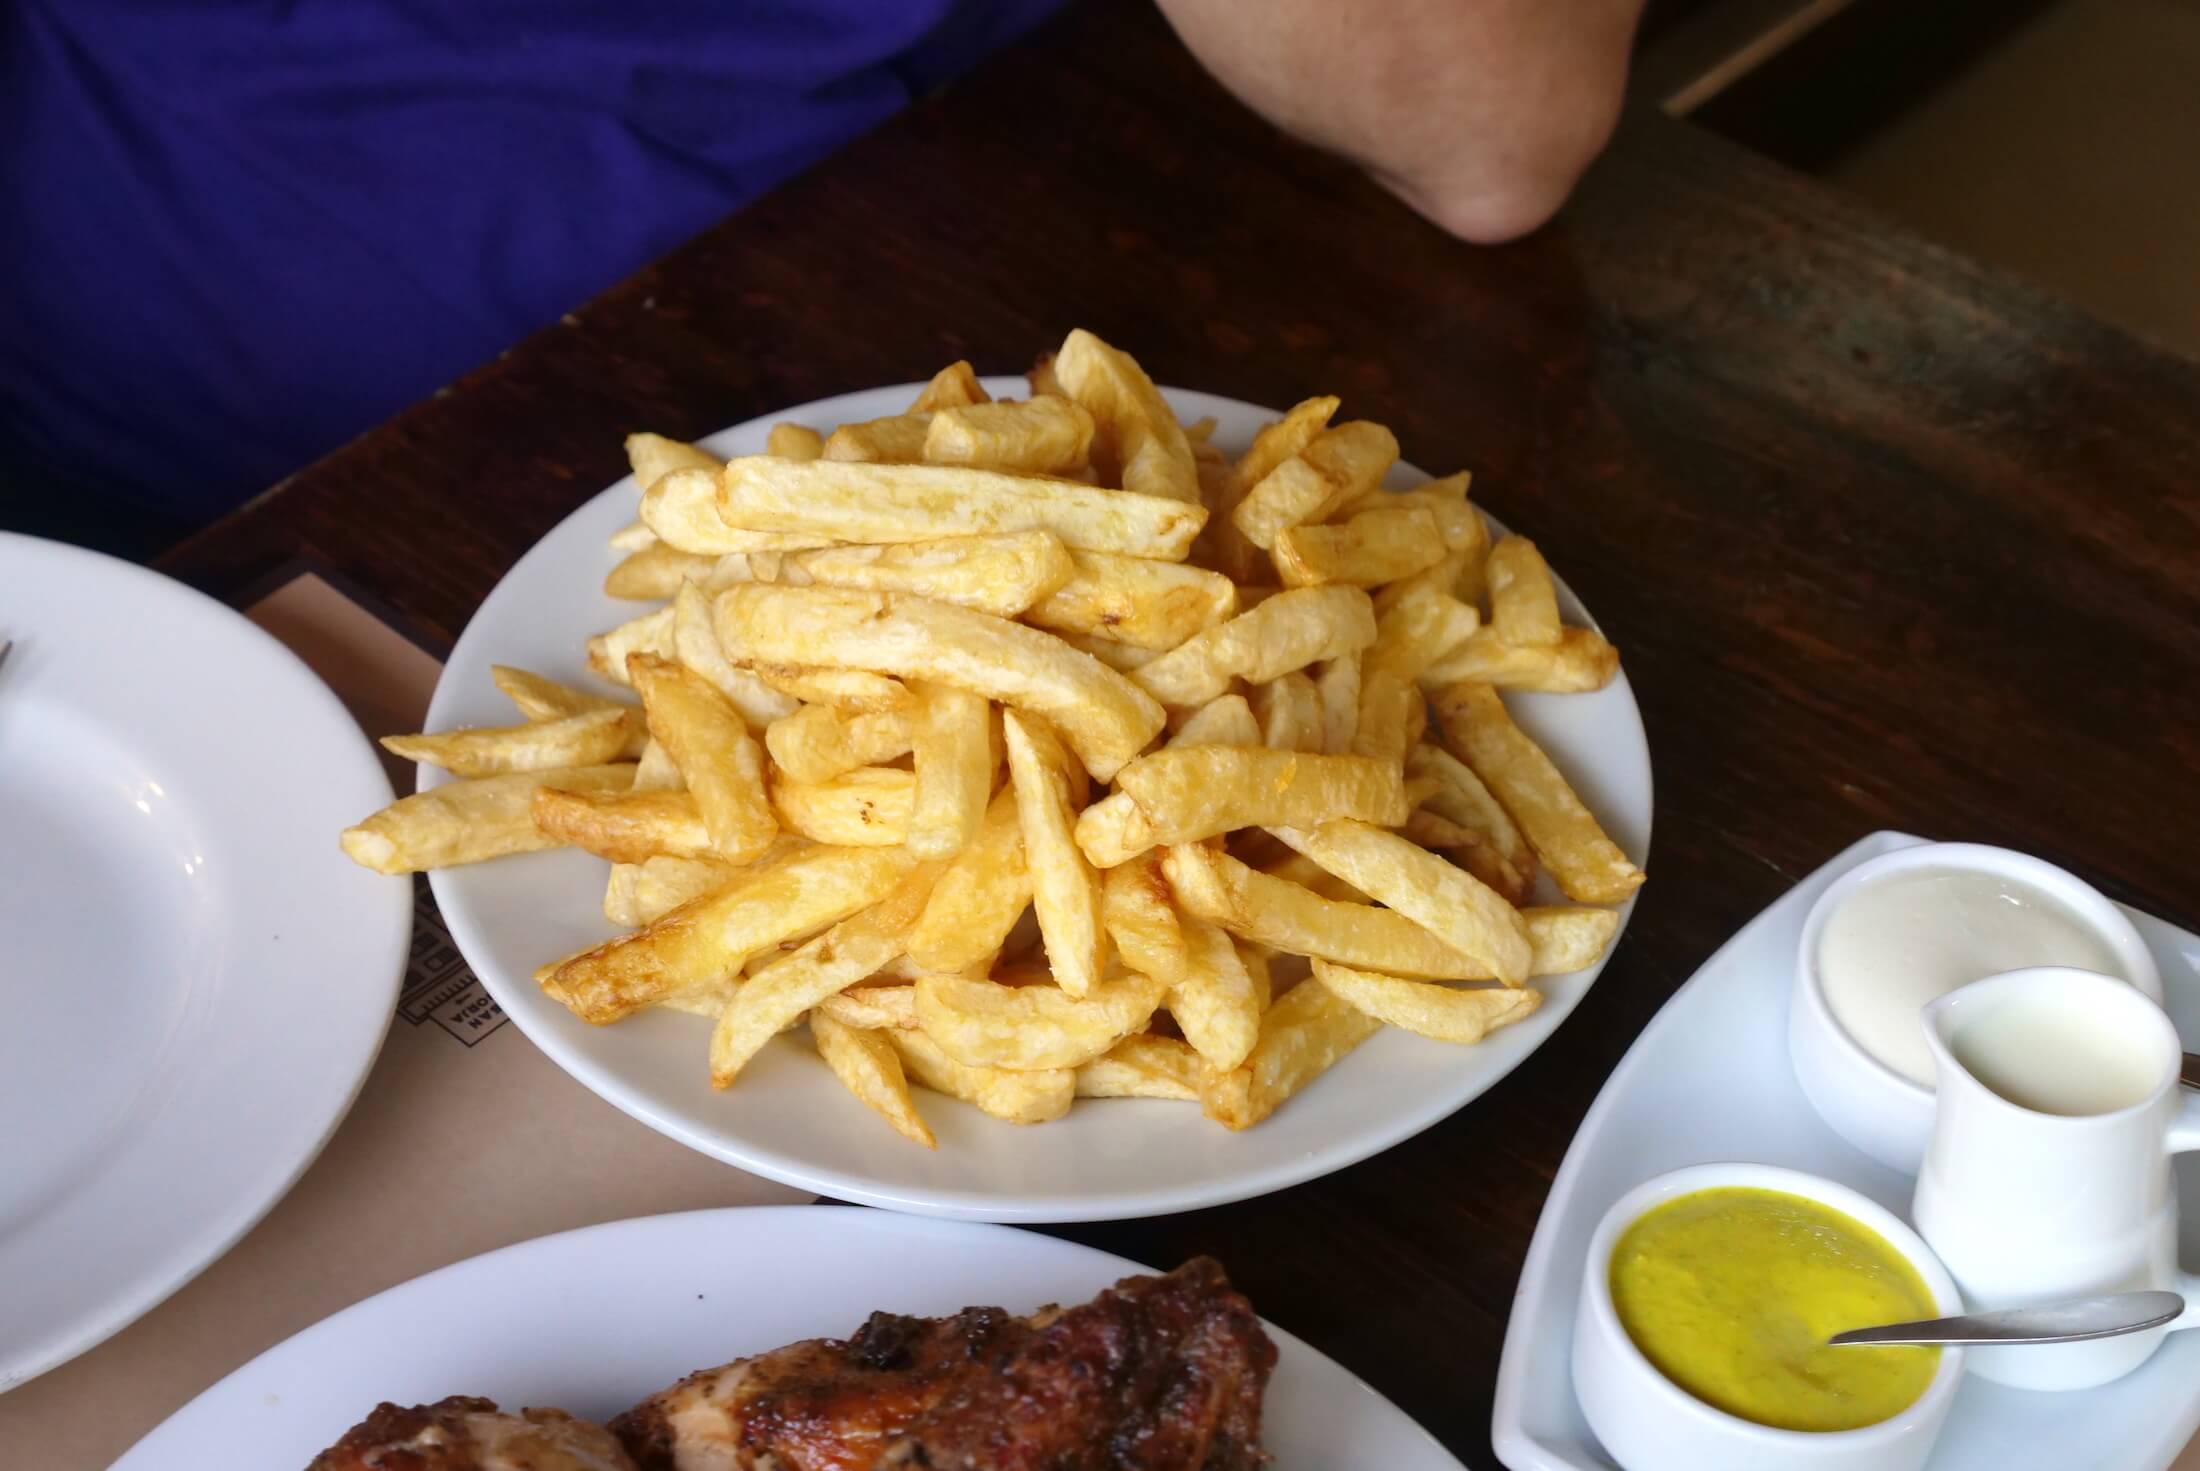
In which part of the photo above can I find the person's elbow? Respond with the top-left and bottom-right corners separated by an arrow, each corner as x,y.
1387,92 -> 1624,245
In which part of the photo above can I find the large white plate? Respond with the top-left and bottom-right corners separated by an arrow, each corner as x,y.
115,1205 -> 1468,1468
1493,830 -> 2200,1471
424,381 -> 1652,1221
0,535 -> 409,1390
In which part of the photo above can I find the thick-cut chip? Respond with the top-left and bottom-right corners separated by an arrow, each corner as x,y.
906,786 -> 1030,971
341,764 -> 633,874
604,854 -> 741,927
1234,395 -> 1339,496
824,414 -> 931,464
1170,692 -> 1260,748
587,606 -> 676,686
765,703 -> 914,785
812,1012 -> 934,1148
1199,975 -> 1380,1130
1420,626 -> 1620,693
381,706 -> 641,777
714,584 -> 1165,780
778,532 -> 1074,618
906,682 -> 993,858
1189,426 -> 1263,587
605,542 -> 719,600
816,984 -> 919,1032
531,786 -> 714,863
609,519 -> 657,552
1103,747 -> 1408,852
1351,670 -> 1419,769
1430,682 -> 1645,904
1027,352 -> 1064,398
910,360 -> 990,412
888,1028 -> 1073,1125
1054,629 -> 1168,672
924,397 -> 1095,476
1249,671 -> 1323,752
1024,551 -> 1237,650
916,969 -> 1165,1070
1074,1034 -> 1204,1100
642,468 -> 836,554
1335,472 -> 1478,548
1273,505 -> 1445,588
1258,848 -> 1371,905
749,665 -> 911,713
1230,421 -> 1398,550
1002,710 -> 1105,998
710,862 -> 940,1085
1099,853 -> 1191,985
543,843 -> 916,1024
1487,537 -> 1563,647
492,665 -> 630,722
626,432 -> 722,490
1314,656 -> 1361,755
1053,328 -> 1199,503
671,581 -> 801,725
1406,743 -> 1538,904
1368,583 -> 1482,681
1131,585 -> 1377,708
1403,808 -> 1477,851
1311,959 -> 1544,1044
716,457 -> 1205,559
628,652 -> 777,862
766,422 -> 825,460
1519,906 -> 1621,972
1169,918 -> 1261,1071
1268,819 -> 1533,985
770,766 -> 915,846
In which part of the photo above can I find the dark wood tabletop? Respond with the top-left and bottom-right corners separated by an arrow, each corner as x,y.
159,0 -> 2200,1462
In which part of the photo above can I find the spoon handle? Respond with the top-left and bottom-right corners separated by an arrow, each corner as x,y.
1830,1290 -> 2185,1347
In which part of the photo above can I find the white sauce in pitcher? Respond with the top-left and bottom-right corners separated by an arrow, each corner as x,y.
1947,996 -> 2161,1116
1817,868 -> 2128,1086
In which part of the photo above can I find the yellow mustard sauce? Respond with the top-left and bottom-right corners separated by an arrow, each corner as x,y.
1609,1187 -> 1941,1432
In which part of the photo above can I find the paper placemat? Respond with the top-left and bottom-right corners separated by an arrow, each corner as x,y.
0,572 -> 809,1470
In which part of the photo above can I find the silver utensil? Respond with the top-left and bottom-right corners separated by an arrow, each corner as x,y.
1829,1289 -> 2185,1348
0,639 -> 11,670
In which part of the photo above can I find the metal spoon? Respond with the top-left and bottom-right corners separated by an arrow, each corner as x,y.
1829,1290 -> 2185,1348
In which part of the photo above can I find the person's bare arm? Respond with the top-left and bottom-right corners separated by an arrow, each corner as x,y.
1154,0 -> 1643,243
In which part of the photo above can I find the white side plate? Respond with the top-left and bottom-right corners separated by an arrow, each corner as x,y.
1493,829 -> 2200,1471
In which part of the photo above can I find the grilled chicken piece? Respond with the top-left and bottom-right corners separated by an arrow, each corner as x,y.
308,1395 -> 637,1471
611,1258 -> 1273,1470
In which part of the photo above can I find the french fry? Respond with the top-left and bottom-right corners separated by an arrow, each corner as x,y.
770,766 -> 915,846
1249,671 -> 1323,752
626,431 -> 722,490
916,969 -> 1166,1070
1100,853 -> 1192,985
1234,395 -> 1338,496
824,414 -> 931,464
906,786 -> 1031,971
1429,681 -> 1645,904
492,665 -> 631,722
381,706 -> 641,777
764,703 -> 914,785
906,682 -> 994,858
1230,421 -> 1398,550
1053,328 -> 1199,504
1258,848 -> 1371,905
341,764 -> 634,874
1273,505 -> 1445,588
1055,629 -> 1169,672
924,397 -> 1095,476
641,467 -> 836,554
604,541 -> 720,600
1171,692 -> 1261,748
670,581 -> 800,725
1268,819 -> 1533,985
1199,974 -> 1380,1130
1024,550 -> 1237,650
1130,585 -> 1378,708
543,843 -> 917,1024
766,422 -> 824,460
1519,905 -> 1621,972
604,854 -> 740,927
609,519 -> 657,552
714,584 -> 1165,780
816,984 -> 919,1032
1420,626 -> 1620,693
587,607 -> 675,685
1027,352 -> 1065,398
888,1028 -> 1074,1125
812,1012 -> 935,1147
1368,583 -> 1481,681
715,457 -> 1205,560
1351,670 -> 1420,769
1075,1034 -> 1204,1100
1487,537 -> 1563,647
1098,747 -> 1408,855
1169,917 -> 1262,1071
910,360 -> 990,412
778,532 -> 1075,618
630,737 -> 684,793
531,787 -> 714,863
1406,743 -> 1538,905
629,652 -> 778,862
1002,710 -> 1106,998
1311,959 -> 1543,1044
1314,656 -> 1361,755
749,665 -> 911,713
1335,472 -> 1479,550
1402,808 -> 1477,851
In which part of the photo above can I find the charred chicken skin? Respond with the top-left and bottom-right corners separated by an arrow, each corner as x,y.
306,1395 -> 638,1471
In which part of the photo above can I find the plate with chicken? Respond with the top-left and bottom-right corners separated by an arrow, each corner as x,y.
114,1206 -> 1464,1469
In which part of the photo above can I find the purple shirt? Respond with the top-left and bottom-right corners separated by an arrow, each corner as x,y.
0,1 -> 1061,525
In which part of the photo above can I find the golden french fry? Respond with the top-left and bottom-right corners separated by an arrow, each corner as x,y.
604,542 -> 720,600
630,737 -> 684,792
1311,959 -> 1544,1044
629,652 -> 777,862
492,665 -> 631,722
670,581 -> 801,725
641,467 -> 837,554
1053,328 -> 1199,504
816,984 -> 919,1032
381,706 -> 642,777
1487,537 -> 1562,647
887,1028 -> 1073,1125
906,682 -> 994,858
341,765 -> 634,874
1314,656 -> 1361,755
1093,747 -> 1409,859
1273,505 -> 1445,588
604,854 -> 740,927
1402,807 -> 1477,851
1169,917 -> 1261,1071
1100,853 -> 1191,985
1420,626 -> 1620,693
825,413 -> 931,464
715,457 -> 1205,559
1131,584 -> 1377,708
531,786 -> 714,864
770,766 -> 915,846
1199,974 -> 1381,1130
1268,819 -> 1533,985
1430,681 -> 1644,904
1230,421 -> 1398,550
544,843 -> 917,1024
1258,848 -> 1371,905
1250,671 -> 1324,752
1188,440 -> 1264,589
710,862 -> 939,1085
1368,583 -> 1481,681
766,422 -> 824,460
1407,743 -> 1538,905
1075,1034 -> 1204,1100
626,432 -> 722,490
910,360 -> 990,412
1054,629 -> 1168,672
1024,550 -> 1237,650
916,969 -> 1165,1070
924,397 -> 1095,475
609,519 -> 657,552
714,584 -> 1164,781
906,787 -> 1029,971
1234,395 -> 1339,496
764,703 -> 914,785
1335,472 -> 1478,547
748,665 -> 911,713
812,1012 -> 935,1147
779,532 -> 1075,618
1027,352 -> 1065,398
1002,709 -> 1105,998
1351,670 -> 1420,769
1171,692 -> 1261,747
587,606 -> 676,686
1521,905 -> 1621,972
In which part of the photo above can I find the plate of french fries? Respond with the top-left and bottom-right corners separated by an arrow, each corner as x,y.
340,330 -> 1650,1220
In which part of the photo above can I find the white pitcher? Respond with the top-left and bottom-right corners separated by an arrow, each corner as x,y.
1913,965 -> 2200,1391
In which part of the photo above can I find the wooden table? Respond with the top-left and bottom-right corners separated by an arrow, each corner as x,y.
159,1 -> 2200,1462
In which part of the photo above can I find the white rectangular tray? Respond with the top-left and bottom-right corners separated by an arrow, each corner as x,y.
1493,830 -> 2200,1471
